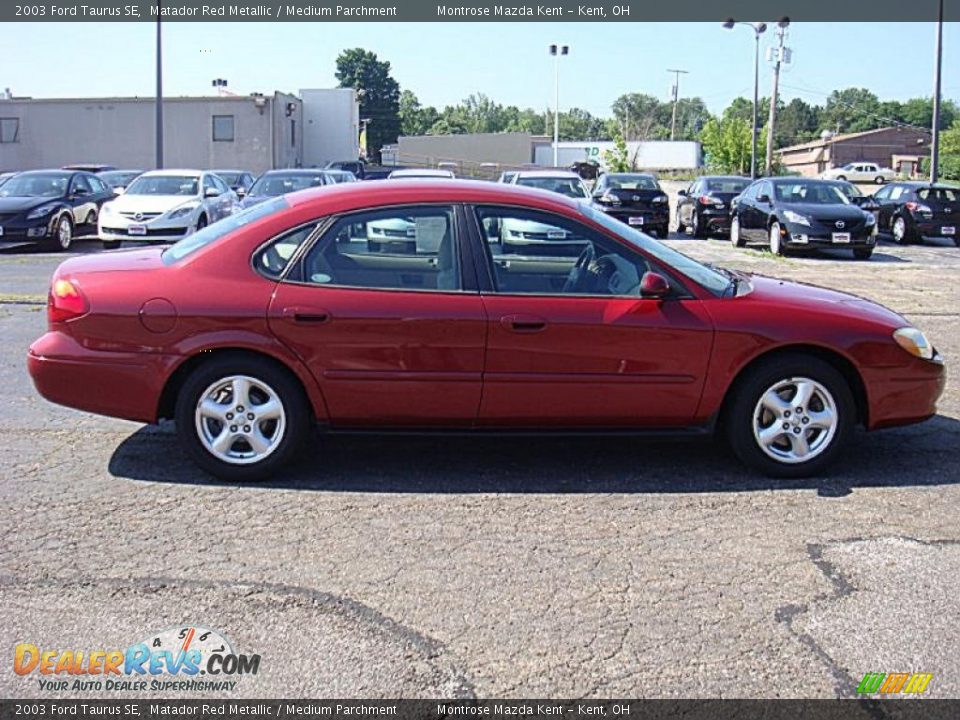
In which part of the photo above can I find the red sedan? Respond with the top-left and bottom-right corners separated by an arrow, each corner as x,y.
28,180 -> 945,481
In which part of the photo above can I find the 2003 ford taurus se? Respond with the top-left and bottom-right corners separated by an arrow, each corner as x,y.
28,180 -> 945,481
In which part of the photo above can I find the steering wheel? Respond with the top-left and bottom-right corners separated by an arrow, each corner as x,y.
562,243 -> 596,293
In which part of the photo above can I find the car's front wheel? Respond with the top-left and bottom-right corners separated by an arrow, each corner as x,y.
725,354 -> 855,478
853,247 -> 874,260
50,214 -> 73,252
175,354 -> 310,481
769,222 -> 785,256
691,211 -> 706,239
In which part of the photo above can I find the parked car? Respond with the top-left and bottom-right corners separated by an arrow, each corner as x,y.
510,170 -> 590,198
497,171 -> 518,184
590,173 -> 670,238
361,166 -> 397,181
730,177 -> 878,260
99,170 -> 144,195
387,168 -> 455,179
27,180 -> 945,481
61,164 -> 117,174
676,176 -> 750,238
98,169 -> 238,249
322,170 -> 358,184
325,160 -> 365,179
821,162 -> 896,184
240,170 -> 334,209
0,169 -> 114,250
822,179 -> 879,210
211,170 -> 256,199
870,182 -> 960,246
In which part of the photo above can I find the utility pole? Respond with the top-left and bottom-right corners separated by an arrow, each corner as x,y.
549,44 -> 569,167
155,4 -> 164,169
764,17 -> 790,175
722,20 -> 767,179
667,69 -> 688,141
930,0 -> 944,183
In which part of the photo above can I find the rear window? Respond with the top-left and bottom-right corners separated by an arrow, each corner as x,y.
517,177 -> 588,198
162,197 -> 289,264
918,188 -> 958,202
604,175 -> 659,191
704,179 -> 749,194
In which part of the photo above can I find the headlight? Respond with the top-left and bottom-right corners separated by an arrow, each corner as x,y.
100,203 -> 114,217
652,194 -> 668,204
166,204 -> 199,220
893,327 -> 934,361
26,204 -> 57,220
601,191 -> 621,205
783,210 -> 811,227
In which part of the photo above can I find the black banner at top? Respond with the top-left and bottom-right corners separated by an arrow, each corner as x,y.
2,0 -> 958,22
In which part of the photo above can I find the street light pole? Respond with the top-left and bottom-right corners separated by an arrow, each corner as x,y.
155,5 -> 163,169
723,20 -> 767,179
930,0 -> 944,183
549,44 -> 568,167
667,68 -> 689,141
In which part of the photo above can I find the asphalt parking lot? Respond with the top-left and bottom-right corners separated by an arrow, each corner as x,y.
1,230 -> 959,700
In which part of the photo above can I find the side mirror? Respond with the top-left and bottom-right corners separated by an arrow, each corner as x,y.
72,187 -> 90,197
204,187 -> 220,198
640,271 -> 670,300
757,193 -> 771,204
861,200 -> 880,211
677,189 -> 688,197
236,188 -> 247,199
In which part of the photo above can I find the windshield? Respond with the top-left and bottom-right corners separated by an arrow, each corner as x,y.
604,175 -> 659,191
0,173 -> 69,198
579,203 -> 730,296
774,182 -> 850,205
125,175 -> 199,196
833,182 -> 862,198
705,179 -> 749,194
250,173 -> 327,196
100,171 -> 141,187
162,197 -> 289,264
517,177 -> 588,199
215,172 -> 243,185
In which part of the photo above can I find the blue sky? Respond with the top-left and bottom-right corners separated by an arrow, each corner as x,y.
3,22 -> 958,118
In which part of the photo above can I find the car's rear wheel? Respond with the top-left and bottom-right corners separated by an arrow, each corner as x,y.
175,355 -> 310,481
725,354 -> 855,478
853,247 -> 874,260
769,222 -> 785,256
892,216 -> 912,244
691,211 -> 706,239
730,216 -> 745,247
874,176 -> 885,185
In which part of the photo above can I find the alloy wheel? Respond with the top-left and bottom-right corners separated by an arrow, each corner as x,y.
57,217 -> 73,250
769,223 -> 783,255
893,217 -> 906,244
194,375 -> 287,466
752,377 -> 838,465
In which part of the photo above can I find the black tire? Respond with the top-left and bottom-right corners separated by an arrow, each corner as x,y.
730,215 -> 746,248
874,176 -> 885,185
892,215 -> 914,244
196,214 -> 208,231
103,240 -> 121,250
835,175 -> 847,182
853,247 -> 874,260
654,226 -> 669,239
691,211 -> 706,239
48,214 -> 73,252
724,354 -> 855,478
954,237 -> 960,248
174,353 -> 311,482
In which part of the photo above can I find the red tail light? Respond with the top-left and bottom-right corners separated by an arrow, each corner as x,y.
698,196 -> 713,205
48,278 -> 89,323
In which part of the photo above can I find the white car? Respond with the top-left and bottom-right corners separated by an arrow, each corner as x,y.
387,168 -> 455,179
508,170 -> 590,199
98,169 -> 238,248
497,171 -> 591,254
821,162 -> 896,185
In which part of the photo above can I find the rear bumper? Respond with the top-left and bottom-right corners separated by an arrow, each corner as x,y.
912,221 -> 958,238
598,207 -> 669,229
28,331 -> 169,423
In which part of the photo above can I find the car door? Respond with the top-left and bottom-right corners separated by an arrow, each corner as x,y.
67,173 -> 96,225
678,180 -> 698,227
871,184 -> 895,227
213,175 -> 236,218
468,205 -> 715,427
739,182 -> 766,240
267,204 -> 487,426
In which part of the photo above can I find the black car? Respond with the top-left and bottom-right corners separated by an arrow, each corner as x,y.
730,177 -> 878,260
870,182 -> 960,246
591,173 -> 670,238
676,175 -> 750,238
99,169 -> 143,195
212,169 -> 257,198
239,169 -> 334,209
0,170 -> 114,251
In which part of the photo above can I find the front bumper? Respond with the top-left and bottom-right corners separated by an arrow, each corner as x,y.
864,354 -> 946,430
781,220 -> 876,249
28,330 -> 170,423
0,214 -> 59,245
99,213 -> 192,242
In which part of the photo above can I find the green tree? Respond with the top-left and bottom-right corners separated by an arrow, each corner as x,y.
924,119 -> 960,181
603,132 -> 632,172
822,87 -> 882,133
611,93 -> 670,140
699,116 -> 752,175
398,90 -> 438,137
335,48 -> 401,161
776,98 -> 821,147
